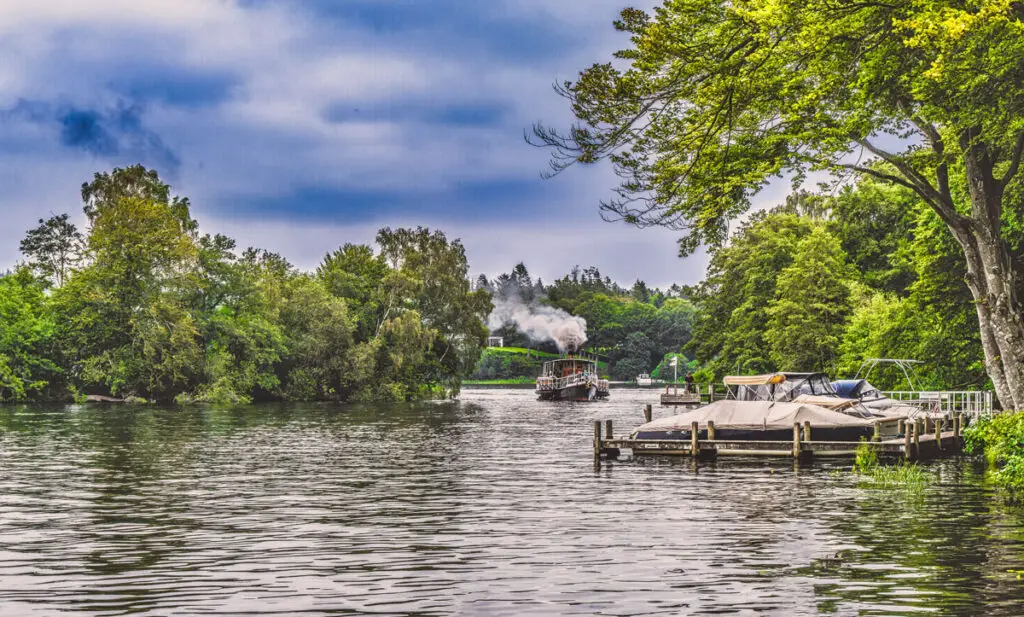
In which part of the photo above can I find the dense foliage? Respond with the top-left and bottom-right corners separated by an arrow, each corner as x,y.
964,411 -> 1024,492
0,166 -> 491,404
690,178 -> 987,390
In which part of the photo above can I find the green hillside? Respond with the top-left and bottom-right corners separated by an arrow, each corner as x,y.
470,347 -> 609,381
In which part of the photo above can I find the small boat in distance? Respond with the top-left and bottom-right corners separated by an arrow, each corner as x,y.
636,373 -> 653,386
536,354 -> 610,401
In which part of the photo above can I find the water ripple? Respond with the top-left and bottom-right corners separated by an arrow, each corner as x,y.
1,391 -> 1023,615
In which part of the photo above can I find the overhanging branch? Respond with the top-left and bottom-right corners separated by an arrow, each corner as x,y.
1000,132 -> 1024,189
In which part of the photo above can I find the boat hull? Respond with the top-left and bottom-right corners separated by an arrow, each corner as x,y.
632,426 -> 875,442
537,384 -> 610,401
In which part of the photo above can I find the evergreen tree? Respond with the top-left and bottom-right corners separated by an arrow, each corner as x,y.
766,227 -> 854,374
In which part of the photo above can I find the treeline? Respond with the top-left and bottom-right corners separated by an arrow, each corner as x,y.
689,177 -> 987,391
476,264 -> 697,380
0,166 -> 491,403
477,176 -> 993,392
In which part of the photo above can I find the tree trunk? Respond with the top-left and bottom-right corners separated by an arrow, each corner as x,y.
959,233 -> 1016,408
954,157 -> 1024,410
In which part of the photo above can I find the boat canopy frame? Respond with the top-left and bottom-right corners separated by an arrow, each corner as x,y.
854,358 -> 923,391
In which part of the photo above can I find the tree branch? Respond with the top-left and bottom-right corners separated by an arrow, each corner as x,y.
1000,132 -> 1024,189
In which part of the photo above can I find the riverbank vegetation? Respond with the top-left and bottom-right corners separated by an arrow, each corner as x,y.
964,412 -> 1024,493
475,264 -> 697,381
853,440 -> 932,492
0,166 -> 491,404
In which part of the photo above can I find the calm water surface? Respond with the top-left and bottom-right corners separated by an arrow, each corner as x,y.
1,388 -> 1023,616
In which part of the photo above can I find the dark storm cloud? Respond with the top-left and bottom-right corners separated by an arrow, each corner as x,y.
2,99 -> 180,177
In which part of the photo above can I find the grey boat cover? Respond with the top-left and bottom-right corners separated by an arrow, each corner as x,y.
633,400 -> 876,433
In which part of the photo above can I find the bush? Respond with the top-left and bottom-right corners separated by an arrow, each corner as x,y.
470,349 -> 544,380
854,438 -> 878,472
963,410 -> 1024,491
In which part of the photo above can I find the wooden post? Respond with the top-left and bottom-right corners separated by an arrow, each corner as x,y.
935,418 -> 942,450
643,404 -> 652,423
898,418 -> 905,436
691,421 -> 699,457
605,419 -> 613,440
904,428 -> 912,461
872,420 -> 881,442
793,422 -> 801,458
593,420 -> 602,459
954,413 -> 961,437
707,420 -> 716,441
803,421 -> 812,443
912,419 -> 920,460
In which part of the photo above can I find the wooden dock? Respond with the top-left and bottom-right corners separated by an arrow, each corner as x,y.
594,414 -> 967,462
660,386 -> 701,406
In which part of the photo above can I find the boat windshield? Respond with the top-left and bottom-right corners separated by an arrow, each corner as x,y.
860,381 -> 884,400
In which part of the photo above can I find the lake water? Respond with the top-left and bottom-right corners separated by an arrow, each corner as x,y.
1,388 -> 1023,616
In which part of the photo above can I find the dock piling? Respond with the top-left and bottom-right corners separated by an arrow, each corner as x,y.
872,421 -> 881,442
898,418 -> 905,436
605,419 -> 613,440
643,404 -> 652,423
593,421 -> 602,459
707,420 -> 716,441
793,422 -> 801,458
904,427 -> 912,461
912,420 -> 920,460
803,421 -> 812,443
935,418 -> 942,449
691,421 -> 699,457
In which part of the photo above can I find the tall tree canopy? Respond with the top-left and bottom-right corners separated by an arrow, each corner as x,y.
534,0 -> 1024,408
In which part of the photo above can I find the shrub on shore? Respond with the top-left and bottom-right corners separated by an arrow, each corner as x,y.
963,411 -> 1024,492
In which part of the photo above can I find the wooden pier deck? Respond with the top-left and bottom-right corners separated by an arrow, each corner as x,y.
660,387 -> 701,406
594,414 -> 967,462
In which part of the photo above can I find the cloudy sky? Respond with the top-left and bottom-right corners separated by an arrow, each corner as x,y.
0,0 -> 792,287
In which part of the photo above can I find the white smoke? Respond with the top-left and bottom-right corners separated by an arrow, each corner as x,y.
488,296 -> 587,353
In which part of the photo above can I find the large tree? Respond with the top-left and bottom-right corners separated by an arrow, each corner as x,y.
534,1 -> 1024,408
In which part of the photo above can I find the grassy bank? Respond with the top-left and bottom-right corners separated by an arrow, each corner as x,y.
463,378 -> 535,385
470,347 -> 610,382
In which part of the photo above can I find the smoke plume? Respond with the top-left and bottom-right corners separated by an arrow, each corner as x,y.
488,296 -> 587,353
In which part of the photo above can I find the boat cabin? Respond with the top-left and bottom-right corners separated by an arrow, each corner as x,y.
540,357 -> 600,379
535,355 -> 610,400
724,372 -> 839,403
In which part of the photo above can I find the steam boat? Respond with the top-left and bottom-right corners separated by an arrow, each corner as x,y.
536,354 -> 610,401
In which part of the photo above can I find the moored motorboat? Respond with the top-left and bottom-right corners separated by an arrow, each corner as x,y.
629,400 -> 895,441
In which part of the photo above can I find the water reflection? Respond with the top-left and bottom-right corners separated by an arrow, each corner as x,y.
0,390 -> 1022,616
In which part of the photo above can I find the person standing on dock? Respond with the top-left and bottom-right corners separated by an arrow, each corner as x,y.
685,372 -> 695,394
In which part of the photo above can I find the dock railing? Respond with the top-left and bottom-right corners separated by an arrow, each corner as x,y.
882,390 -> 993,416
537,372 -> 607,392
